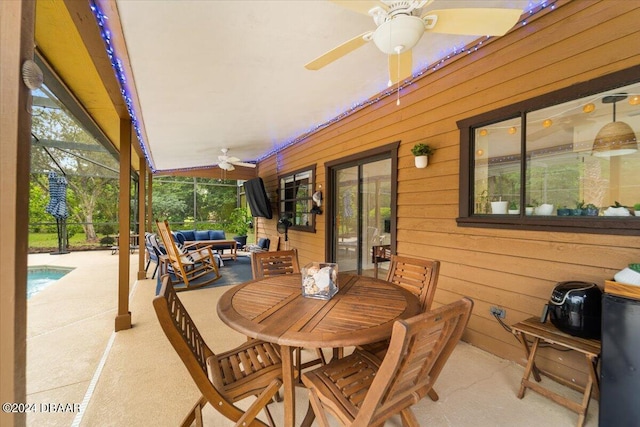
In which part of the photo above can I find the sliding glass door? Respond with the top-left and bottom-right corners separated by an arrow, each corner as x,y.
329,148 -> 395,276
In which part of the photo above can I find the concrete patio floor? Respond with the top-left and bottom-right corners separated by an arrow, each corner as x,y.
26,250 -> 599,426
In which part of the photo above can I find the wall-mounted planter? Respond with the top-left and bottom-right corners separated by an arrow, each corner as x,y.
414,155 -> 428,168
411,143 -> 435,168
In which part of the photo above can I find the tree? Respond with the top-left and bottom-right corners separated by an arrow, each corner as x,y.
31,107 -> 120,242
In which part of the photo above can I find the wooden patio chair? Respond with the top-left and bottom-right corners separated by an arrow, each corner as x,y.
250,249 -> 326,375
250,249 -> 300,279
357,255 -> 442,400
155,220 -> 221,291
301,297 -> 473,427
153,276 -> 283,427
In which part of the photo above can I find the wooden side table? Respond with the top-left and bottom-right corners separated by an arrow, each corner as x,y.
184,239 -> 237,260
511,317 -> 600,427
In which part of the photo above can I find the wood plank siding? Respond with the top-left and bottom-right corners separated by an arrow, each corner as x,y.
254,0 -> 640,387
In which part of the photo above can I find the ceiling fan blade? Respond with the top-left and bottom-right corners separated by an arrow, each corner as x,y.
219,162 -> 235,171
389,50 -> 412,84
226,156 -> 241,163
424,8 -> 523,36
329,0 -> 386,16
232,161 -> 257,169
305,31 -> 373,70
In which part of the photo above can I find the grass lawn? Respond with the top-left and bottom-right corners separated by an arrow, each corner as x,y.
29,232 -> 107,250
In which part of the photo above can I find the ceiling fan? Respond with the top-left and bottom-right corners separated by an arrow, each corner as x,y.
215,148 -> 257,171
305,0 -> 524,84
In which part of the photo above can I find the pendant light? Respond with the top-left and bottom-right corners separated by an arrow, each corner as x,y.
592,94 -> 638,157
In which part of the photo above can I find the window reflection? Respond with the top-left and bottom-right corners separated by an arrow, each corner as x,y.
279,167 -> 315,231
472,82 -> 640,217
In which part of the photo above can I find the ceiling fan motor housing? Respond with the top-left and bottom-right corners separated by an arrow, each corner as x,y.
373,14 -> 426,54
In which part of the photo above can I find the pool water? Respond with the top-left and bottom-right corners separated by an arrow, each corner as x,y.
27,266 -> 74,299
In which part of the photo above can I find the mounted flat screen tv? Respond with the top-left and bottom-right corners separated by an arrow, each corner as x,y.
243,178 -> 273,219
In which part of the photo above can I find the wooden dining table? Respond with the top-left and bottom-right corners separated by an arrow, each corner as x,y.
217,272 -> 421,427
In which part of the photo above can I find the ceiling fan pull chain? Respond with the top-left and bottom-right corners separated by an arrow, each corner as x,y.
396,46 -> 401,106
388,17 -> 393,88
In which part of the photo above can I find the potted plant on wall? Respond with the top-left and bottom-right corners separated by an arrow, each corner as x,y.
411,143 -> 436,168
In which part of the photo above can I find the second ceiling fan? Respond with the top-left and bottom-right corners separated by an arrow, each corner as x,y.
215,148 -> 257,171
305,0 -> 524,84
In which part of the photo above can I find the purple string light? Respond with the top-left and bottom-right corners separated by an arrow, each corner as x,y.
90,0 -> 556,170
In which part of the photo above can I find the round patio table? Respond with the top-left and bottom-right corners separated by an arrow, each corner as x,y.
217,273 -> 420,427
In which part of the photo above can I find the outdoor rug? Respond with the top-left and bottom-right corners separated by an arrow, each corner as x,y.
155,255 -> 252,294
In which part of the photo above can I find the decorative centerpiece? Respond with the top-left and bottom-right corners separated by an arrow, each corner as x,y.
302,262 -> 338,300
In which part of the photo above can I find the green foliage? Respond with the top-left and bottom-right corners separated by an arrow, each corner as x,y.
151,177 -> 238,226
97,223 -> 116,235
411,143 -> 435,156
227,207 -> 251,236
28,182 -> 55,232
152,191 -> 189,222
30,107 -> 120,242
100,236 -> 115,246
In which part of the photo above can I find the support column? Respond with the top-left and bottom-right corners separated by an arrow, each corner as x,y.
115,119 -> 132,331
137,160 -> 147,280
147,172 -> 153,232
0,2 -> 35,425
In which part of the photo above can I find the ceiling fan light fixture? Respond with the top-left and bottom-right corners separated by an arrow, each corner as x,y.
372,15 -> 424,55
592,94 -> 638,157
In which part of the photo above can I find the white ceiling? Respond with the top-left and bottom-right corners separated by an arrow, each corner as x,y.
114,0 -> 539,172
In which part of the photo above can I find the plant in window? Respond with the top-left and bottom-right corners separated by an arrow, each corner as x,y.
573,200 -> 585,216
411,143 -> 435,168
490,197 -> 508,214
585,203 -> 599,217
508,201 -> 519,214
475,189 -> 489,214
604,201 -> 631,216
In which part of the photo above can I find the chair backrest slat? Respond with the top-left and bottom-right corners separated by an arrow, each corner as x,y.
156,220 -> 179,259
251,249 -> 300,279
386,255 -> 440,312
155,276 -> 213,375
356,298 -> 473,425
